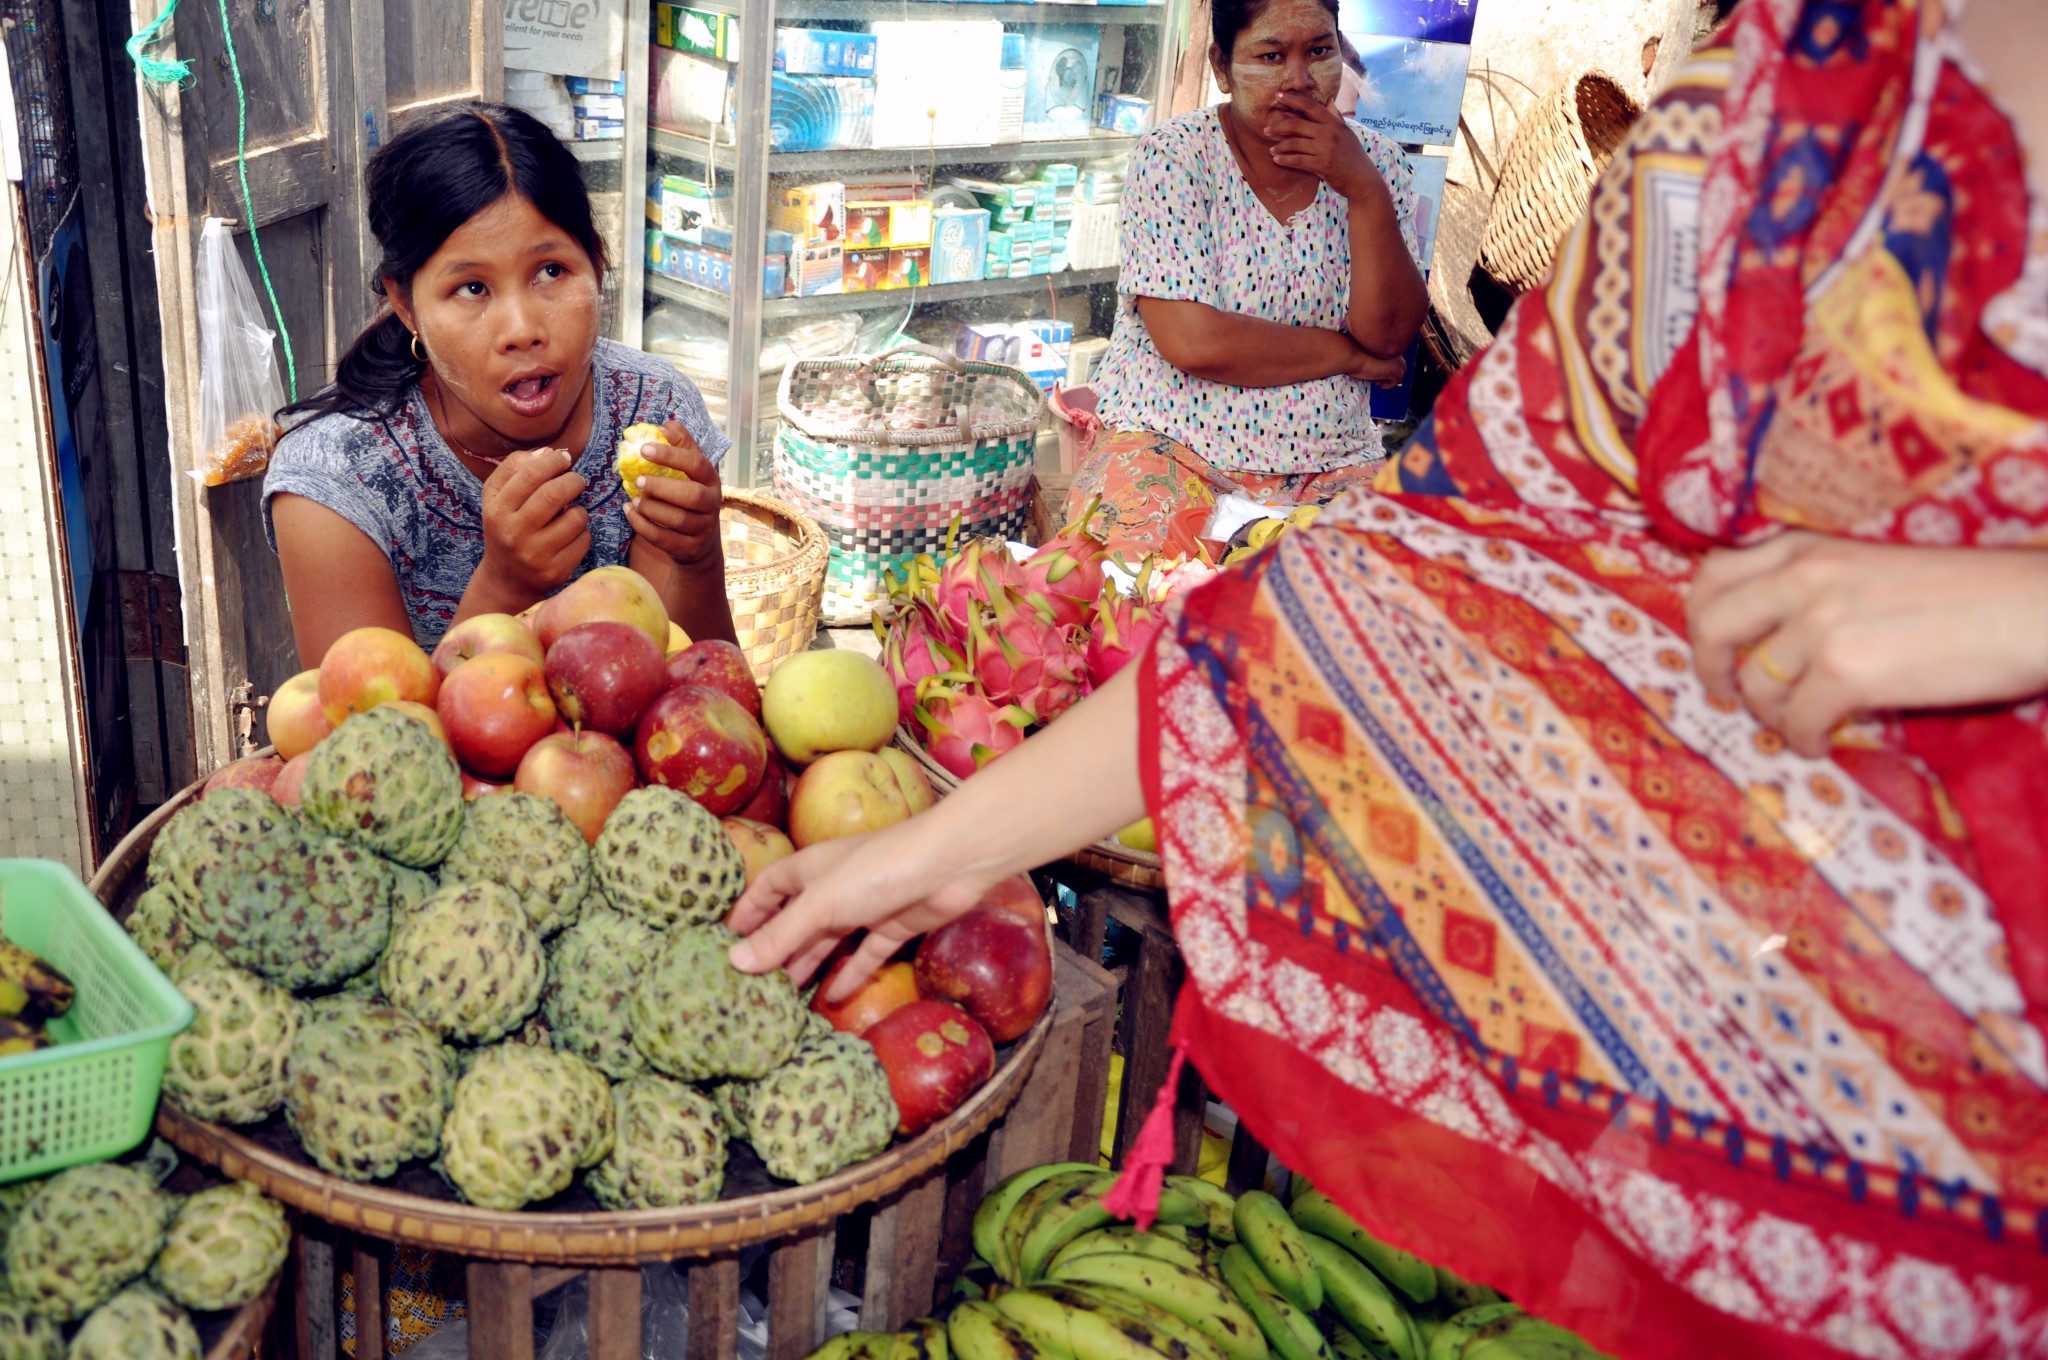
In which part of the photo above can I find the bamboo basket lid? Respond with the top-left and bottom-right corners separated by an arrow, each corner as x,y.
94,775 -> 1050,1267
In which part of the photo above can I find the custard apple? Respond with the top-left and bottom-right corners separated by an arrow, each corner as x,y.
151,1182 -> 287,1313
594,788 -> 744,930
67,1287 -> 198,1360
3,1164 -> 170,1321
173,819 -> 394,992
163,965 -> 297,1125
744,1031 -> 898,1184
440,794 -> 591,938
300,706 -> 463,867
541,907 -> 660,1080
631,925 -> 806,1081
125,886 -> 225,980
146,790 -> 290,914
704,1080 -> 751,1140
285,1004 -> 456,1182
441,1045 -> 612,1210
0,1295 -> 58,1360
388,862 -> 440,917
380,882 -> 544,1044
801,1009 -> 834,1043
586,1076 -> 726,1210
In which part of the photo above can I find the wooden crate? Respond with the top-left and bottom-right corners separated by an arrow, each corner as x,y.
292,942 -> 1118,1360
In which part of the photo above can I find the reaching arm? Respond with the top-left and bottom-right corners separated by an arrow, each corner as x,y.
1137,297 -> 1408,388
727,662 -> 1147,997
271,494 -> 417,666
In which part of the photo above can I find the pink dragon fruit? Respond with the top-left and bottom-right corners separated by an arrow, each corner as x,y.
881,599 -> 965,725
915,678 -> 1030,779
931,536 -> 1003,638
1015,537 -> 1109,630
968,587 -> 1089,723
1085,590 -> 1166,684
1151,555 -> 1219,602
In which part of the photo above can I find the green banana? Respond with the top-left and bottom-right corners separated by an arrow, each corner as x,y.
1217,1245 -> 1332,1360
1165,1175 -> 1239,1241
954,1259 -> 1002,1301
1422,1304 -> 1523,1360
974,1163 -> 1102,1282
1326,1328 -> 1373,1360
1234,1191 -> 1322,1314
1018,1181 -> 1118,1282
1432,1269 -> 1505,1314
1301,1234 -> 1416,1360
909,1317 -> 952,1360
1047,1225 -> 1212,1277
1288,1177 -> 1315,1206
999,1170 -> 1109,1285
1154,1183 -> 1209,1230
807,1333 -> 897,1360
0,941 -> 71,1024
1040,1251 -> 1268,1360
1291,1192 -> 1437,1305
949,1300 -> 1055,1360
1463,1333 -> 1589,1360
1054,1283 -> 1232,1360
996,1285 -> 1217,1360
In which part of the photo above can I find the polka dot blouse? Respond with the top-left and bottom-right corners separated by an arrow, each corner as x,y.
1095,106 -> 1421,476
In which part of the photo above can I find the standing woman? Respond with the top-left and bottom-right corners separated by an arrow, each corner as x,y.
1068,0 -> 1429,558
266,102 -> 737,666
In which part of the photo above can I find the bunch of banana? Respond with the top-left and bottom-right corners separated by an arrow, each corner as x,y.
1223,505 -> 1326,567
0,940 -> 74,1056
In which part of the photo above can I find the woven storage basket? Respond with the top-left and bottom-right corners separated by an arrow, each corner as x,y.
1477,70 -> 1642,296
774,346 -> 1046,627
721,488 -> 828,681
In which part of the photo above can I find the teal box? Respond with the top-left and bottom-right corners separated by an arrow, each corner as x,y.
1040,163 -> 1079,186
985,231 -> 1017,263
929,206 -> 990,285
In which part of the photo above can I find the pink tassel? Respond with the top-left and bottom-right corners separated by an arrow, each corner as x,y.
1101,1047 -> 1188,1232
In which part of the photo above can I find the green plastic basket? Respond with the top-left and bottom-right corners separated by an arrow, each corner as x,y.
0,859 -> 193,1183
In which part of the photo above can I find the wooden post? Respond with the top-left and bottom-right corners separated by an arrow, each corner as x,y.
466,1262 -> 537,1360
938,1137 -> 992,1290
293,1217 -> 339,1360
351,1237 -> 387,1360
1110,896 -> 1207,1174
588,1268 -> 645,1360
766,1228 -> 834,1360
1226,1121 -> 1270,1196
862,1169 -> 950,1329
687,1257 -> 742,1360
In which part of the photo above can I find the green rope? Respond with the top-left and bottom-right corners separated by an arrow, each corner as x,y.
129,0 -> 298,401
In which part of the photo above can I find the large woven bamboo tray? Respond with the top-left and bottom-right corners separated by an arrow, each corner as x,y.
890,726 -> 1165,893
202,1276 -> 278,1360
92,779 -> 1050,1267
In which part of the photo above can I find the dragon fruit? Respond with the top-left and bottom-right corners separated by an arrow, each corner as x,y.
931,537 -> 1001,638
1152,555 -> 1220,602
914,679 -> 1030,779
968,587 -> 1088,723
1086,589 -> 1166,684
1015,537 -> 1108,631
881,599 -> 965,726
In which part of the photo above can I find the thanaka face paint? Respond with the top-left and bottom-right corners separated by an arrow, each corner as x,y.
1212,0 -> 1344,137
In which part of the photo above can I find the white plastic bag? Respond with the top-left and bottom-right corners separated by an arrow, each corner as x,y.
193,216 -> 285,486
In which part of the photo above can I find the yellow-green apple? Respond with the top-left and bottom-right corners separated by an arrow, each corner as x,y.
913,903 -> 1052,1043
811,955 -> 921,1037
665,639 -> 762,720
461,771 -> 512,800
720,816 -> 795,887
546,621 -> 668,738
532,564 -> 669,651
761,651 -> 898,765
734,745 -> 790,828
202,755 -> 285,799
876,747 -> 937,815
271,753 -> 311,806
266,669 -> 332,759
383,700 -> 449,746
787,750 -> 913,849
439,653 -> 557,779
317,626 -> 439,727
514,729 -> 637,843
863,1000 -> 994,1135
431,612 -> 544,676
666,621 -> 691,658
634,684 -> 768,816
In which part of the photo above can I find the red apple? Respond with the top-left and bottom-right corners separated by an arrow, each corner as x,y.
515,729 -> 638,843
272,752 -> 311,806
317,626 -> 439,728
266,670 -> 332,759
203,755 -> 285,799
532,565 -> 669,651
877,747 -> 937,815
735,746 -> 791,828
863,1000 -> 995,1136
721,816 -> 795,887
913,905 -> 1052,1043
977,875 -> 1048,929
383,700 -> 449,746
634,684 -> 768,816
432,612 -> 544,677
439,653 -> 557,779
462,771 -> 512,800
546,621 -> 668,737
787,751 -> 912,849
665,639 -> 762,720
812,956 -> 921,1037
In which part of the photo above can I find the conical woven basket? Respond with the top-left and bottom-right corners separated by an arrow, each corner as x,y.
1477,70 -> 1642,296
721,487 -> 828,681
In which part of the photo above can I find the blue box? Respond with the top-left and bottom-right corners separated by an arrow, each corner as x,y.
700,224 -> 798,256
775,27 -> 878,77
647,232 -> 789,297
1094,92 -> 1152,134
1020,26 -> 1100,139
573,94 -> 626,119
929,206 -> 990,285
565,75 -> 625,95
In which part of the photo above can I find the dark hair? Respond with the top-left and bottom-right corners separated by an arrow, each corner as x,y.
280,101 -> 609,425
1211,0 -> 1339,60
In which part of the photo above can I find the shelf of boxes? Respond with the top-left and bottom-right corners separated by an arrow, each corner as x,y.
647,266 -> 1119,320
648,129 -> 1140,175
678,0 -> 1165,24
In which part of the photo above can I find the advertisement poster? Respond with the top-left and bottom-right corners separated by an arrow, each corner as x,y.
504,0 -> 626,80
1346,36 -> 1470,146
1337,0 -> 1478,46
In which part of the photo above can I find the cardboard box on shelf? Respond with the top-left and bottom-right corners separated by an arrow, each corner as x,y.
1020,25 -> 1100,140
929,207 -> 990,285
654,4 -> 740,59
997,32 -> 1027,144
790,243 -> 844,296
700,224 -> 798,256
843,248 -> 895,292
1094,92 -> 1151,135
871,20 -> 1002,148
844,201 -> 933,250
565,75 -> 625,96
774,27 -> 878,76
774,183 -> 846,247
767,75 -> 875,153
573,94 -> 626,119
953,177 -> 1037,210
1067,200 -> 1120,271
650,46 -> 736,140
648,175 -> 728,242
888,247 -> 932,289
647,231 -> 789,297
575,119 -> 625,140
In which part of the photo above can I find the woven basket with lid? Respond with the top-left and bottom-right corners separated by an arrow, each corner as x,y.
1477,70 -> 1643,296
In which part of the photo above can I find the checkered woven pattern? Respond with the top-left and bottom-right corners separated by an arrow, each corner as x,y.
721,490 -> 828,679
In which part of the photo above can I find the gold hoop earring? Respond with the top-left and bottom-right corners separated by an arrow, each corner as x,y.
410,332 -> 429,365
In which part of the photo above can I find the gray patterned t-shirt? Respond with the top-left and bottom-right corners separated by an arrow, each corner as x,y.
263,339 -> 730,651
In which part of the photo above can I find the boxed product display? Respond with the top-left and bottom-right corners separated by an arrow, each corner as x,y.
564,74 -> 624,95
766,74 -> 876,153
844,200 -> 933,249
700,224 -> 798,257
789,243 -> 844,296
647,231 -> 789,297
1067,334 -> 1111,385
648,175 -> 727,241
1067,200 -> 1121,270
774,27 -> 879,77
888,247 -> 932,289
871,21 -> 1003,148
1094,92 -> 1152,134
575,119 -> 625,140
775,182 -> 846,246
573,94 -> 626,119
650,46 -> 735,140
952,176 -> 1038,210
654,3 -> 739,59
843,248 -> 894,292
929,206 -> 990,285
997,33 -> 1027,143
1020,25 -> 1100,139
